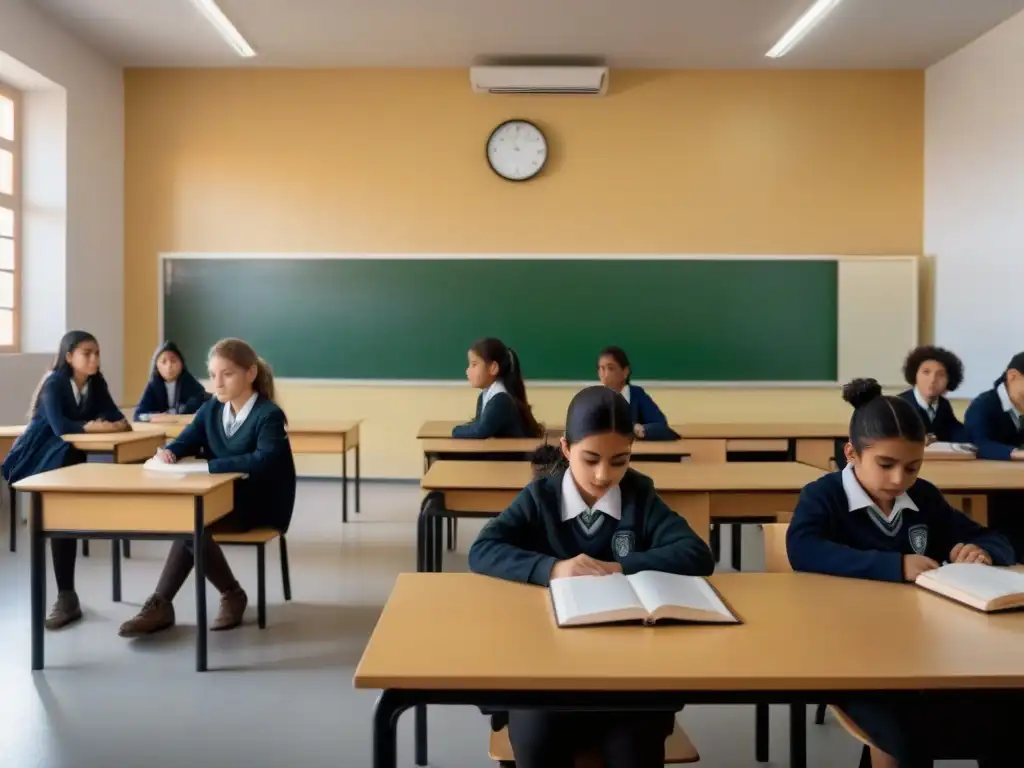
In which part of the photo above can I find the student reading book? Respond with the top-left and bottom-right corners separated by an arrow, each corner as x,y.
787,378 -> 1019,768
915,562 -> 1024,612
550,570 -> 736,627
469,385 -> 714,768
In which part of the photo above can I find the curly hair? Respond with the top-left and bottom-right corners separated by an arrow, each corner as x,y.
902,345 -> 964,392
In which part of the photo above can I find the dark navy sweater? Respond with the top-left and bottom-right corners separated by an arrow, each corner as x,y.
897,389 -> 968,443
168,396 -> 297,532
468,468 -> 715,586
134,371 -> 209,420
627,385 -> 680,441
964,388 -> 1024,461
452,391 -> 535,439
787,470 -> 1015,582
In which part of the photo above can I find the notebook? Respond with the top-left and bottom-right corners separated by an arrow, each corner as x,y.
925,442 -> 977,455
915,563 -> 1024,612
142,457 -> 209,475
549,571 -> 739,627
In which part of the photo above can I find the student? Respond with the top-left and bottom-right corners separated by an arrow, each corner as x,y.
964,352 -> 1024,461
788,378 -> 1017,768
898,345 -> 969,443
469,386 -> 714,768
118,338 -> 296,637
134,340 -> 209,421
1,330 -> 130,629
452,337 -> 542,439
597,346 -> 679,441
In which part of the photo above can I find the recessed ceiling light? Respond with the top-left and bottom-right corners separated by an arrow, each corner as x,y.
187,0 -> 256,58
766,0 -> 844,59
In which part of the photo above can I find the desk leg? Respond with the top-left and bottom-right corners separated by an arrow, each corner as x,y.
415,703 -> 428,766
755,702 -> 769,762
112,536 -> 122,603
342,450 -> 349,524
8,484 -> 15,553
731,524 -> 743,571
372,689 -> 405,768
82,539 -> 90,557
30,492 -> 45,670
355,444 -> 361,515
194,498 -> 208,673
122,539 -> 132,559
789,703 -> 807,768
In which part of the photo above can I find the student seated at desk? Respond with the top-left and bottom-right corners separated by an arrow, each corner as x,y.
452,337 -> 542,439
133,340 -> 209,422
964,352 -> 1024,461
469,386 -> 713,768
598,346 -> 679,440
788,378 -> 1018,768
899,344 -> 969,443
119,338 -> 296,637
1,330 -> 130,630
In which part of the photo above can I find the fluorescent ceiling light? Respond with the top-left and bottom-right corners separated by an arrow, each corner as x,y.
187,0 -> 256,58
766,0 -> 844,58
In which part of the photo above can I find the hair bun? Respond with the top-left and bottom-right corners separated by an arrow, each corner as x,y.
842,378 -> 883,409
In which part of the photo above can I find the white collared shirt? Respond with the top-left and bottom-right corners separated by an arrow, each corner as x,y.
997,382 -> 1022,430
560,469 -> 622,522
481,380 -> 508,412
165,380 -> 178,410
913,388 -> 937,422
619,384 -> 631,404
841,463 -> 918,529
223,392 -> 258,438
71,379 -> 89,406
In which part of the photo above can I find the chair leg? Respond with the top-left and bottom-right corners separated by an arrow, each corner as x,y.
755,703 -> 770,762
710,523 -> 720,561
858,744 -> 871,768
279,535 -> 292,601
256,543 -> 267,629
814,703 -> 827,725
82,539 -> 90,557
122,539 -> 132,559
8,485 -> 15,553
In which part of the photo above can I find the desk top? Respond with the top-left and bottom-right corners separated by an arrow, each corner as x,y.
13,462 -> 240,494
422,460 -> 823,492
0,425 -> 25,439
419,421 -> 563,439
678,422 -> 848,439
421,437 -> 548,455
354,572 -> 1024,692
919,460 -> 1024,490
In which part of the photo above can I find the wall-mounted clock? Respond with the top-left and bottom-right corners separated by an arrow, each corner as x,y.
486,119 -> 548,181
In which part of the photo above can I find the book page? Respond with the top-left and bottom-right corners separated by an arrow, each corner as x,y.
916,563 -> 1024,603
549,574 -> 645,626
143,457 -> 210,475
627,571 -> 737,623
925,442 -> 976,454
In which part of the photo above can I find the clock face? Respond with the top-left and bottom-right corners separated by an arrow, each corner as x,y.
486,119 -> 547,181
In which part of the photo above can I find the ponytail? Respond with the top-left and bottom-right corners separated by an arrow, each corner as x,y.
470,337 -> 542,438
254,356 -> 275,402
28,330 -> 100,418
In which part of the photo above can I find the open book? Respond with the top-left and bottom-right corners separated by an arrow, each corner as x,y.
142,457 -> 209,475
549,571 -> 739,627
925,442 -> 977,455
915,563 -> 1024,612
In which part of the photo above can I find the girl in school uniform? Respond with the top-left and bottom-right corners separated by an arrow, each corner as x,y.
898,344 -> 969,443
469,385 -> 714,768
788,378 -> 1018,768
452,337 -> 542,439
118,338 -> 296,637
133,340 -> 209,421
597,346 -> 679,441
964,352 -> 1024,462
1,330 -> 130,629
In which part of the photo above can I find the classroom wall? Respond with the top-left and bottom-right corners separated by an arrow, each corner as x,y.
0,0 -> 125,421
124,68 -> 925,478
925,8 -> 1024,397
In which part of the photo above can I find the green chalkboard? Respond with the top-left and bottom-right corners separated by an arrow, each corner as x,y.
162,257 -> 838,381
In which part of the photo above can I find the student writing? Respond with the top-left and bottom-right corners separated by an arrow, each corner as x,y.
898,345 -> 969,443
118,338 -> 296,637
451,337 -> 542,439
133,340 -> 210,421
964,351 -> 1024,461
788,378 -> 1017,768
1,330 -> 130,630
469,385 -> 713,768
597,346 -> 679,441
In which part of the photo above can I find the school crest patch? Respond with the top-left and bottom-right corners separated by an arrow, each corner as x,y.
908,524 -> 928,555
612,531 -> 635,558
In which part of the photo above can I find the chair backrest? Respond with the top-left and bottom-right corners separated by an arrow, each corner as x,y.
762,523 -> 793,574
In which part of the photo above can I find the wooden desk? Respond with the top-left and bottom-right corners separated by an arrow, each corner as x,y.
918,460 -> 1024,527
678,422 -> 848,468
417,461 -> 824,572
14,463 -> 240,672
357,571 -> 1024,768
419,436 -> 547,471
1,426 -> 22,553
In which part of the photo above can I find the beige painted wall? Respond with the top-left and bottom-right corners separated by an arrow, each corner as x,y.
124,68 -> 925,479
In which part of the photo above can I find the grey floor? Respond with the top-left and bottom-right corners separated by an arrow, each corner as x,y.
0,481 -> 976,768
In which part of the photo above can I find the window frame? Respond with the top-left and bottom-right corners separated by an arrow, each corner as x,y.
0,80 -> 20,352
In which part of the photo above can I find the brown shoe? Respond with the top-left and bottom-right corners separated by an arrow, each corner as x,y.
45,591 -> 83,630
119,594 -> 175,637
211,587 -> 247,631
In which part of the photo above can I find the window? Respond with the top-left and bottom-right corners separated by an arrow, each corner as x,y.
0,81 -> 19,350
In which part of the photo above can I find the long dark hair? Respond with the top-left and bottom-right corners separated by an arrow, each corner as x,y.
470,337 -> 541,438
530,445 -> 568,479
565,385 -> 634,444
149,340 -> 190,383
28,330 -> 108,418
598,346 -> 632,384
842,378 -> 925,453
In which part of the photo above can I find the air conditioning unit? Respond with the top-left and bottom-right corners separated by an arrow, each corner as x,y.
469,66 -> 609,96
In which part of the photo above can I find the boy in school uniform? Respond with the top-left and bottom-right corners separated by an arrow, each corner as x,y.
964,352 -> 1024,461
898,345 -> 969,443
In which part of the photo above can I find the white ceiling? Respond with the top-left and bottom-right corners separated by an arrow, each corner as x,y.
30,0 -> 1024,69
